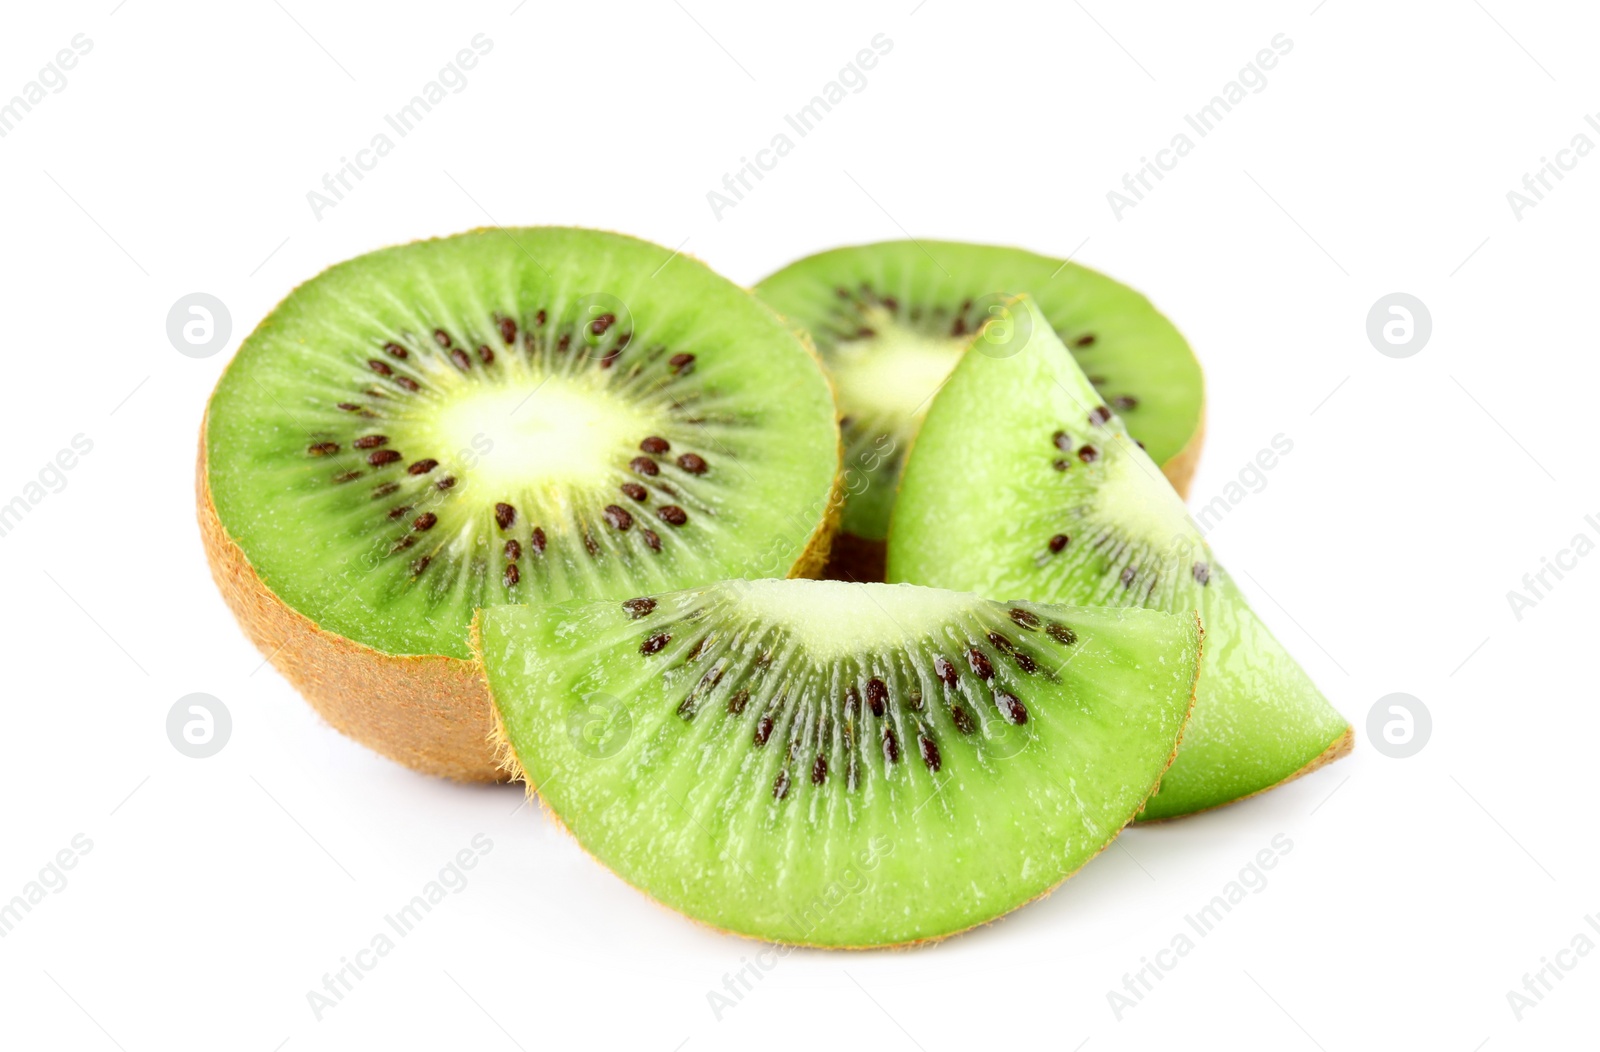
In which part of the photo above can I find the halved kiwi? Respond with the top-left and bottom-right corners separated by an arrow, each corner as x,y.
478,579 -> 1200,946
199,228 -> 841,781
755,240 -> 1205,574
887,297 -> 1351,821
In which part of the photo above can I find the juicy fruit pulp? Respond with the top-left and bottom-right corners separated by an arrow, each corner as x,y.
755,240 -> 1205,542
478,579 -> 1201,946
886,298 -> 1350,820
204,229 -> 840,659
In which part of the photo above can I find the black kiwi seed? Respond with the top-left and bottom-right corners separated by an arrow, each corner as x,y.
933,655 -> 958,687
950,705 -> 976,734
1075,334 -> 1096,347
882,725 -> 900,764
337,402 -> 362,412
1009,608 -> 1040,630
412,512 -> 437,532
436,476 -> 456,490
534,309 -> 547,327
557,333 -> 573,353
727,688 -> 750,715
668,352 -> 695,372
392,535 -> 416,553
642,529 -> 662,551
1120,566 -> 1137,588
411,555 -> 430,574
394,376 -> 420,392
530,526 -> 547,553
604,505 -> 633,531
503,564 -> 520,587
1193,561 -> 1211,585
383,342 -> 408,359
1048,534 -> 1070,553
407,458 -> 438,475
657,505 -> 688,526
754,714 -> 774,746
368,450 -> 402,466
1090,405 -> 1111,425
1052,430 -> 1072,451
353,434 -> 388,449
387,505 -> 412,520
495,503 -> 516,530
498,317 -> 517,343
372,482 -> 400,499
677,453 -> 708,475
1046,623 -> 1077,646
504,539 -> 521,561
1077,445 -> 1099,463
630,456 -> 660,477
307,442 -> 339,456
478,345 -> 494,365
367,359 -> 393,376
433,329 -> 452,348
773,769 -> 791,799
450,348 -> 471,371
919,734 -> 941,771
621,482 -> 648,502
640,632 -> 671,656
1114,395 -> 1138,410
865,677 -> 887,717
966,648 -> 994,680
811,755 -> 828,785
640,436 -> 670,454
995,690 -> 1028,724
582,531 -> 599,556
622,597 -> 656,618
333,470 -> 362,484
1052,459 -> 1070,472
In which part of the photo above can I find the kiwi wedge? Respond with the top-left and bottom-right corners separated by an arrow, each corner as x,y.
755,240 -> 1205,573
199,228 -> 841,781
887,297 -> 1351,821
478,579 -> 1200,946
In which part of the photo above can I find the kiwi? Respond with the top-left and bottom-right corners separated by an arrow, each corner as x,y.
478,578 -> 1200,946
755,240 -> 1205,576
199,228 -> 841,781
887,297 -> 1351,821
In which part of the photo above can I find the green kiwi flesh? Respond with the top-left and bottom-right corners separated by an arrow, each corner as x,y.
886,297 -> 1350,821
755,240 -> 1205,544
478,579 -> 1200,947
204,228 -> 840,659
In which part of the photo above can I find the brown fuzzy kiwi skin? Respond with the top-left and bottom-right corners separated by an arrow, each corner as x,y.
480,611 -> 1203,950
198,415 -> 842,785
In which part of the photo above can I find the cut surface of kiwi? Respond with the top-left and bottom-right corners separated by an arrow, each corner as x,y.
200,228 -> 840,778
887,297 -> 1350,821
478,579 -> 1201,947
755,240 -> 1205,554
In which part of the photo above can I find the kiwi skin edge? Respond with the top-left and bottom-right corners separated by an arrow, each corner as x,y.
478,611 -> 1202,950
196,413 -> 845,782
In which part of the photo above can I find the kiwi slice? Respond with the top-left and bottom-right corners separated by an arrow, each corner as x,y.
887,297 -> 1351,821
755,240 -> 1205,571
199,228 -> 841,781
477,579 -> 1200,946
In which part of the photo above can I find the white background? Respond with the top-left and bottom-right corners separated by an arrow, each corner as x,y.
2,0 -> 1596,1048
